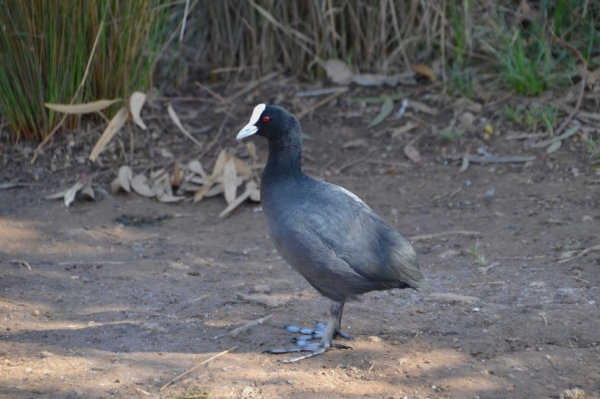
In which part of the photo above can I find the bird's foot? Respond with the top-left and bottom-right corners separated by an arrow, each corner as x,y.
264,341 -> 352,363
282,322 -> 354,342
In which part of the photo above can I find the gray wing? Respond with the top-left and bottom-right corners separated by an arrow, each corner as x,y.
269,181 -> 426,292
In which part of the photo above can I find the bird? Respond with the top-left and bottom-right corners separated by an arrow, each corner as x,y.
236,104 -> 428,363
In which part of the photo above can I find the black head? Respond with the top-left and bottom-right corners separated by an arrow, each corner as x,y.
237,104 -> 300,141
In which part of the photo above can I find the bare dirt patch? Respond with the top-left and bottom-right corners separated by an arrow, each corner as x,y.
1,83 -> 600,399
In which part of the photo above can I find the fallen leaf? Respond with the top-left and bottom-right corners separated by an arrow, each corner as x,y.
219,181 -> 259,218
129,92 -> 147,130
484,124 -> 493,135
80,179 -> 95,200
194,150 -> 229,202
408,100 -> 438,116
171,160 -> 181,187
546,140 -> 562,154
341,139 -> 367,149
246,142 -> 258,160
233,157 -> 253,177
411,64 -> 437,82
64,180 -> 84,207
324,59 -> 353,85
403,143 -> 421,163
157,193 -> 185,203
391,122 -> 419,138
45,99 -> 122,114
223,157 -> 238,205
89,107 -> 128,162
111,165 -> 133,193
167,104 -> 203,148
368,95 -> 394,128
352,74 -> 388,86
188,160 -> 207,179
459,156 -> 470,173
130,174 -> 155,197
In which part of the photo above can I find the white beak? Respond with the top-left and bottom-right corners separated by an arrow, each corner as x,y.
236,124 -> 258,139
236,103 -> 266,140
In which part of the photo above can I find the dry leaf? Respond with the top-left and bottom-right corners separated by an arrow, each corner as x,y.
45,99 -> 122,114
404,143 -> 421,163
391,122 -> 419,138
157,193 -> 185,203
187,160 -> 207,179
111,165 -> 133,193
408,100 -> 438,116
167,104 -> 203,148
89,107 -> 128,162
171,160 -> 181,187
249,183 -> 261,201
368,95 -> 394,128
341,139 -> 367,149
233,157 -> 253,177
129,92 -> 147,130
246,142 -> 257,160
64,180 -> 84,207
324,59 -> 353,85
205,183 -> 225,197
80,179 -> 95,200
352,74 -> 388,86
219,181 -> 259,218
223,157 -> 238,205
411,64 -> 437,82
131,174 -> 155,197
193,150 -> 229,202
546,141 -> 562,154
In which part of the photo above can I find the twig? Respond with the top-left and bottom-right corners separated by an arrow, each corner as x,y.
134,388 -> 150,396
218,314 -> 272,338
10,260 -> 32,271
335,157 -> 366,174
159,346 -> 238,391
558,244 -> 600,263
571,275 -> 590,284
32,4 -> 108,164
225,70 -> 282,102
468,281 -> 506,287
295,90 -> 346,120
410,231 -> 483,242
545,34 -> 587,137
195,82 -> 231,104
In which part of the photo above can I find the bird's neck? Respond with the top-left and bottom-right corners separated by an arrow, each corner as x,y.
262,135 -> 304,185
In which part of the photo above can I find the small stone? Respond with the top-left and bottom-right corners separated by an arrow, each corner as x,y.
368,336 -> 382,343
32,310 -> 40,316
251,285 -> 271,294
582,215 -> 593,222
529,281 -> 545,288
287,379 -> 299,385
398,357 -> 409,364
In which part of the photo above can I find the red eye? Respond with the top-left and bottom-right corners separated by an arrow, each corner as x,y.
262,116 -> 270,122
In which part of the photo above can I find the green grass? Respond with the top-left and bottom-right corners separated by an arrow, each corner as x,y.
503,104 -> 557,133
0,0 -> 168,141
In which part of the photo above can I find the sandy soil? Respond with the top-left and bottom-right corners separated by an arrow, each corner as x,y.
1,84 -> 600,399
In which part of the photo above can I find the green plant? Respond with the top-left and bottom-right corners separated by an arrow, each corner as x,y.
0,0 -> 168,141
439,127 -> 464,142
476,254 -> 487,266
585,138 -> 600,159
498,33 -> 555,96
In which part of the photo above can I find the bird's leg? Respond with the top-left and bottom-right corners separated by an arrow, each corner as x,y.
264,301 -> 352,363
277,301 -> 353,342
333,301 -> 354,340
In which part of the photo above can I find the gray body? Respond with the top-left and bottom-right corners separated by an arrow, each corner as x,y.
262,173 -> 425,303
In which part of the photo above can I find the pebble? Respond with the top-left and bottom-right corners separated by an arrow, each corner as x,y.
32,310 -> 40,316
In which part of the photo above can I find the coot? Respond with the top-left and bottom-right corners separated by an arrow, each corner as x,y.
237,104 -> 428,362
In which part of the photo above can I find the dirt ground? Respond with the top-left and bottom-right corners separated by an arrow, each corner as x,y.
1,80 -> 600,399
